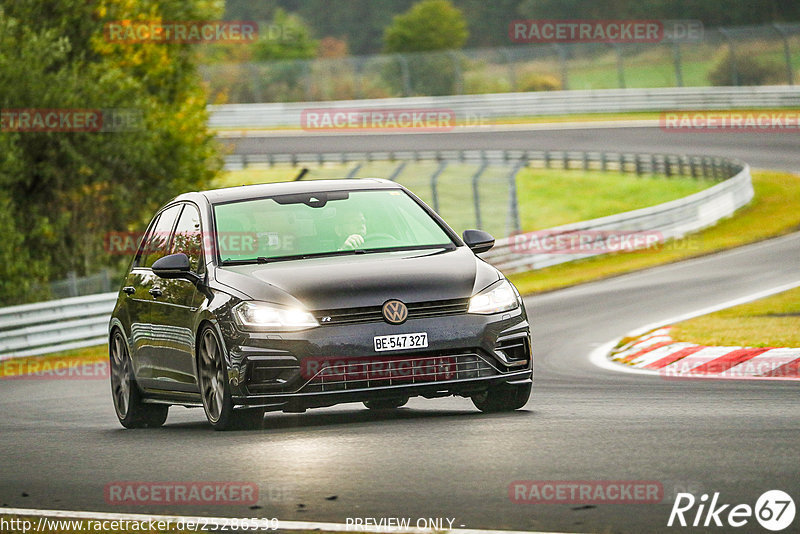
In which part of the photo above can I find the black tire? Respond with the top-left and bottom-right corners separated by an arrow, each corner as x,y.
472,382 -> 531,413
198,325 -> 264,431
364,397 -> 409,410
109,329 -> 169,428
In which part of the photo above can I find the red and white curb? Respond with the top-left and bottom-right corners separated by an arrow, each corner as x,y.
589,278 -> 800,380
610,327 -> 800,381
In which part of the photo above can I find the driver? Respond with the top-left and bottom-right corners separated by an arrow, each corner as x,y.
336,209 -> 367,250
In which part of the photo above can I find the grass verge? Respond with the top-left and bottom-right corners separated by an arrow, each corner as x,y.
509,170 -> 800,294
670,286 -> 800,348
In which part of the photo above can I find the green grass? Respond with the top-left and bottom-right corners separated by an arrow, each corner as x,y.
508,170 -> 800,294
524,41 -> 800,90
516,168 -> 707,230
671,286 -> 800,348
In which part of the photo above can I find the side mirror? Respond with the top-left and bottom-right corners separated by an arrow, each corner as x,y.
152,253 -> 200,283
462,229 -> 495,254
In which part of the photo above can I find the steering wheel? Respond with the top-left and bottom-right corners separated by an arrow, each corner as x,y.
361,233 -> 400,247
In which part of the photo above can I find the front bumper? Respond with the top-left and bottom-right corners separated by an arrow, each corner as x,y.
220,307 -> 532,411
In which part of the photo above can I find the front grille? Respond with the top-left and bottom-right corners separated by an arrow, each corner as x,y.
314,298 -> 469,326
299,352 -> 496,393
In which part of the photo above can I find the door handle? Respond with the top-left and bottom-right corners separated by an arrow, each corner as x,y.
149,287 -> 163,298
122,286 -> 135,295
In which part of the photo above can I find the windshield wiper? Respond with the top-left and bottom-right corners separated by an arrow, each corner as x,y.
222,245 -> 452,266
255,249 -> 363,263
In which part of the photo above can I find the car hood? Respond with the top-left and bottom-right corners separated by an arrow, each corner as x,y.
214,246 -> 500,310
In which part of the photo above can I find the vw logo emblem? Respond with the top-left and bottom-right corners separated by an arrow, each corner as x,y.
382,300 -> 408,324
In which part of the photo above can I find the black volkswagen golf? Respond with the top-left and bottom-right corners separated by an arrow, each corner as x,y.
109,179 -> 532,430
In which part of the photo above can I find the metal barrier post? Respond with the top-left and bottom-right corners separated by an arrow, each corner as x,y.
613,44 -> 626,88
430,161 -> 448,213
347,163 -> 362,179
506,159 -> 524,235
397,55 -> 412,97
449,51 -> 463,95
672,42 -> 684,87
772,23 -> 795,85
718,28 -> 739,85
388,161 -> 407,181
471,161 -> 489,230
499,49 -> 517,91
554,44 -> 569,90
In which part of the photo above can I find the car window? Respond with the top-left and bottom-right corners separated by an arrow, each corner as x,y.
132,213 -> 160,268
171,204 -> 204,273
139,204 -> 182,269
213,189 -> 454,262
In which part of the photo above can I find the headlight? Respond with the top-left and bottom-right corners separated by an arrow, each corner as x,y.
234,301 -> 319,330
468,279 -> 519,314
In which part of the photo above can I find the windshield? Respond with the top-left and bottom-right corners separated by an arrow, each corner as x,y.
213,188 -> 454,263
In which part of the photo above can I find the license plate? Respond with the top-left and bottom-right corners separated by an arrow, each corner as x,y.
373,332 -> 428,352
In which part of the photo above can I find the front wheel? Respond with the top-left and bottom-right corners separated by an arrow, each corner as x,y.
109,330 -> 168,428
198,326 -> 263,431
472,381 -> 531,413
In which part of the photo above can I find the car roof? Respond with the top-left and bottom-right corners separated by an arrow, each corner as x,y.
173,178 -> 402,205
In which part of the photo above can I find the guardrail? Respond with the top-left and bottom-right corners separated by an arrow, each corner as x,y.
0,293 -> 116,359
209,86 -> 800,130
482,159 -> 752,272
0,149 -> 749,359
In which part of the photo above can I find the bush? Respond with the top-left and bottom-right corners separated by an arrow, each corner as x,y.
464,71 -> 512,94
518,73 -> 562,92
708,48 -> 784,86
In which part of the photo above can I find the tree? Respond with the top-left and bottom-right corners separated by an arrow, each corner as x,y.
381,0 -> 469,96
0,0 -> 222,304
383,0 -> 468,53
251,8 -> 318,62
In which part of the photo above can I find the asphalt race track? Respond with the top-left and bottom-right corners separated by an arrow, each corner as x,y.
1,126 -> 799,533
225,125 -> 800,172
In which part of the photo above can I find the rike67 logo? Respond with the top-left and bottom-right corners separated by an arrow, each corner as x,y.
668,490 -> 795,531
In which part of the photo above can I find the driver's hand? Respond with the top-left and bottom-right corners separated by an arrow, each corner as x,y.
342,234 -> 365,249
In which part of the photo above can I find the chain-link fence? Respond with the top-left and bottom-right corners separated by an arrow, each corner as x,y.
224,149 -> 731,241
201,23 -> 800,104
32,269 -> 119,300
